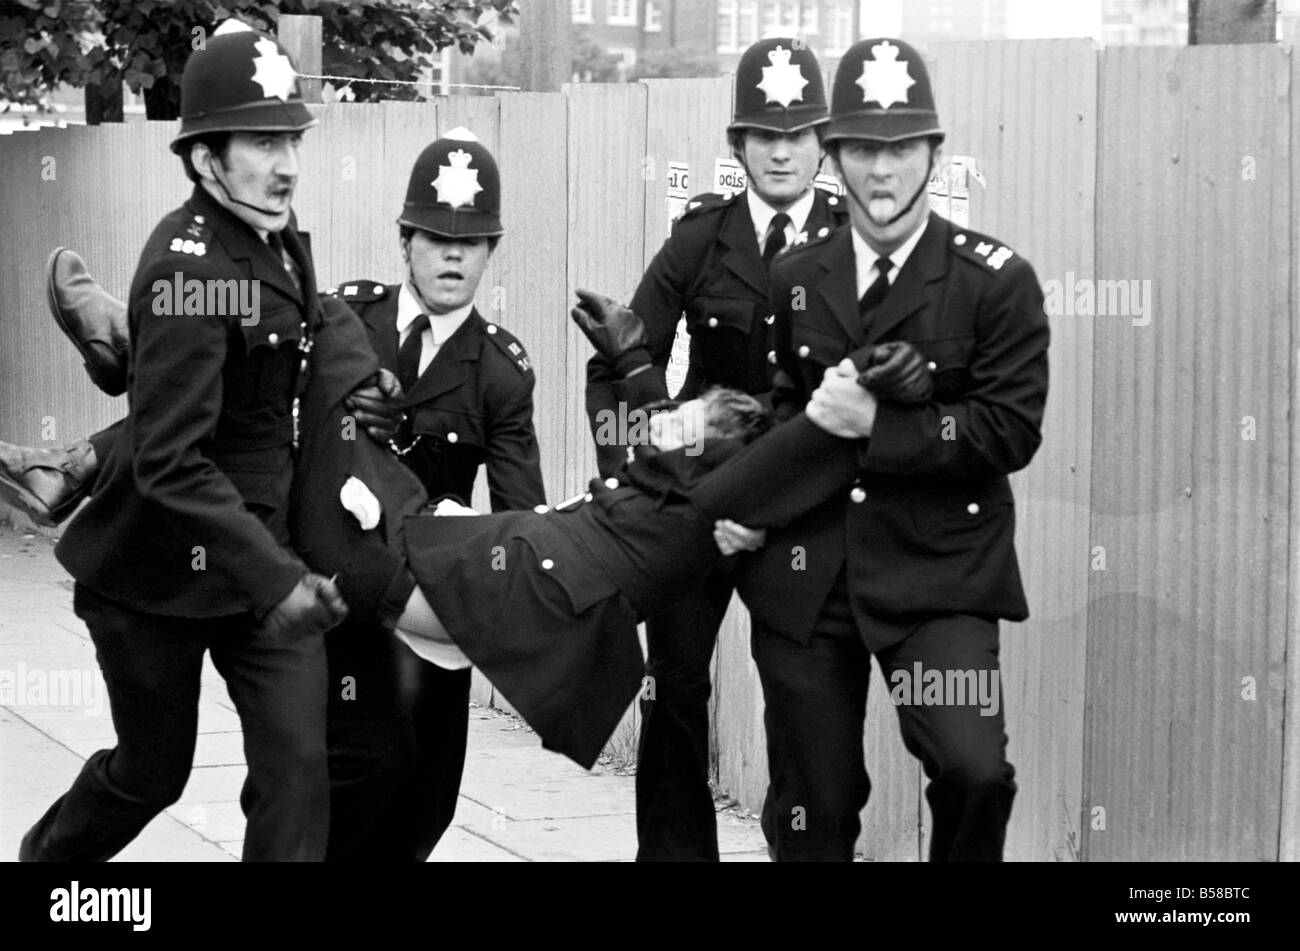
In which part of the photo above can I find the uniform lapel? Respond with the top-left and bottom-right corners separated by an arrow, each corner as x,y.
815,229 -> 863,345
361,291 -> 401,373
403,308 -> 481,406
190,187 -> 303,304
718,196 -> 769,297
865,213 -> 950,345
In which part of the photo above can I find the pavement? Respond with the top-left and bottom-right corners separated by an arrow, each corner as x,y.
0,523 -> 768,862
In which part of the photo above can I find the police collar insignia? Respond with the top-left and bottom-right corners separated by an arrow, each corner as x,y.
250,37 -> 298,101
432,149 -> 483,209
757,45 -> 808,108
857,39 -> 915,109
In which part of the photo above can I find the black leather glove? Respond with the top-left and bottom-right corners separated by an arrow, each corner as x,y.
570,288 -> 648,363
345,367 -> 406,443
858,341 -> 934,404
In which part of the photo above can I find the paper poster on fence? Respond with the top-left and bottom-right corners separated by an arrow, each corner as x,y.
928,155 -> 984,228
713,157 -> 747,197
666,160 -> 689,229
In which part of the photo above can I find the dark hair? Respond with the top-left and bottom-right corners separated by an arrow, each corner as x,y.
700,387 -> 772,444
728,124 -> 827,162
399,225 -> 499,253
179,132 -> 233,184
825,134 -> 943,163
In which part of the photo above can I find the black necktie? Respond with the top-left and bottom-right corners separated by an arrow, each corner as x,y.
267,232 -> 301,294
763,212 -> 792,266
398,314 -> 429,392
858,256 -> 893,328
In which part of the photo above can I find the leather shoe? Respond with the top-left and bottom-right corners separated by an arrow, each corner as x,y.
0,438 -> 97,527
46,248 -> 129,396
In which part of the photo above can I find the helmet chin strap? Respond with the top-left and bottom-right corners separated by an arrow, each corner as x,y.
842,149 -> 937,228
402,250 -> 439,315
210,158 -> 286,219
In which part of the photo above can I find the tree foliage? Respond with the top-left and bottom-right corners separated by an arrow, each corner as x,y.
1,0 -> 516,118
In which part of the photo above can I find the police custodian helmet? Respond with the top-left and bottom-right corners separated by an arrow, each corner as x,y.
727,37 -> 829,134
170,20 -> 317,153
397,128 -> 504,239
825,38 -> 944,144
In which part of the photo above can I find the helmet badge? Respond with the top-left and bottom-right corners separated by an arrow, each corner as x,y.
856,39 -> 915,109
756,44 -> 808,108
432,149 -> 483,209
250,37 -> 298,101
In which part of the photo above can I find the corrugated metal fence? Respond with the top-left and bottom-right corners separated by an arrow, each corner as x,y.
0,40 -> 1295,860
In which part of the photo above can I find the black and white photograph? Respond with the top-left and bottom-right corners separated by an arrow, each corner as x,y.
0,0 -> 1289,921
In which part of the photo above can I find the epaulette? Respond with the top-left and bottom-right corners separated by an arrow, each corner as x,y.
166,214 -> 212,257
329,280 -> 390,303
949,227 -> 1017,273
481,320 -> 533,376
679,191 -> 736,219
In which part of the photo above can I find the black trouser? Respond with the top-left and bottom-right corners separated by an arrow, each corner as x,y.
636,569 -> 734,862
326,620 -> 470,862
21,584 -> 330,862
753,596 -> 1015,862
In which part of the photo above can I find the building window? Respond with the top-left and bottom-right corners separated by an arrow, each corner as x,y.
572,0 -> 592,24
607,0 -> 637,26
738,0 -> 760,44
824,3 -> 853,55
802,2 -> 819,35
718,0 -> 738,52
645,0 -> 662,32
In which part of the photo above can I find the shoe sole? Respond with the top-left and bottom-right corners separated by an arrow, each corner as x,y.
46,247 -> 125,397
0,470 -> 57,527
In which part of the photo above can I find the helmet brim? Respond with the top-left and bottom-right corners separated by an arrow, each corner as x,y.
727,113 -> 830,134
170,100 -> 318,152
824,111 -> 944,144
397,209 -> 504,239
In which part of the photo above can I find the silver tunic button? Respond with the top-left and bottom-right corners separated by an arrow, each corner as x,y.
533,504 -> 549,514
372,284 -> 383,295
707,317 -> 719,328
486,324 -> 498,334
267,332 -> 279,346
447,432 -> 459,443
817,226 -> 829,238
605,477 -> 619,489
850,487 -> 866,503
584,492 -> 593,502
828,196 -> 839,205
194,215 -> 205,223
541,558 -> 554,570
798,345 -> 810,358
954,234 -> 967,246
767,350 -> 777,364
927,361 -> 937,371
967,502 -> 980,515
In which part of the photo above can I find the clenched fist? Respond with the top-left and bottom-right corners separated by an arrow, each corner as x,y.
570,288 -> 647,362
858,341 -> 934,404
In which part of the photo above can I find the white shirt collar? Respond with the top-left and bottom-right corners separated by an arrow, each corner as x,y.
396,281 -> 473,345
747,187 -> 816,250
851,216 -> 929,299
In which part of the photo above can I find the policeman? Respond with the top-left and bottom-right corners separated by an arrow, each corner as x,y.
19,21 -> 348,862
325,128 -> 546,861
583,37 -> 845,861
741,37 -> 1051,861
